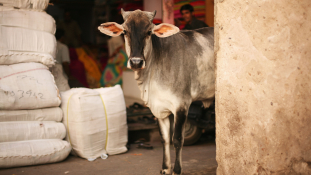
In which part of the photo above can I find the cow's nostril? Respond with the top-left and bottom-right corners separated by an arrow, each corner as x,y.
130,59 -> 134,66
137,60 -> 143,66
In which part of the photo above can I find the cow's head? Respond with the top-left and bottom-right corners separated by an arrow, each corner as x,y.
98,9 -> 180,70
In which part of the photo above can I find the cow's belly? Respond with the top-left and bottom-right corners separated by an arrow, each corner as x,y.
144,82 -> 187,119
149,102 -> 171,119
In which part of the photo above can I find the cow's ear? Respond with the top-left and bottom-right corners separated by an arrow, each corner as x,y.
152,23 -> 180,38
98,22 -> 124,37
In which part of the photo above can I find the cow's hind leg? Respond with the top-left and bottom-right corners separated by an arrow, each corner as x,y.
172,108 -> 188,175
158,117 -> 172,174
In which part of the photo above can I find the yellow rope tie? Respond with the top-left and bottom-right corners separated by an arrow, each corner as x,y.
99,95 -> 109,150
66,94 -> 74,146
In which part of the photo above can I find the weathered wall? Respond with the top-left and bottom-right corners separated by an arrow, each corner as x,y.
215,0 -> 311,174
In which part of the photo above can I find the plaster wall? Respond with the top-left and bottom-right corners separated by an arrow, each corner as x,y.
215,0 -> 311,174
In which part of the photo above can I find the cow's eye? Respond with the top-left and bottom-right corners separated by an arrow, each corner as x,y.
123,30 -> 127,35
147,31 -> 152,35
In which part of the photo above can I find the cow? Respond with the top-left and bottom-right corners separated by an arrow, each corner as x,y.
98,9 -> 214,175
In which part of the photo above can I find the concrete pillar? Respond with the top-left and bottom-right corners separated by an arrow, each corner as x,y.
143,0 -> 162,20
162,0 -> 174,24
215,0 -> 311,174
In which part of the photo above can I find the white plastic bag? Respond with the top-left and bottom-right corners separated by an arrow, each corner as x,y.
0,63 -> 61,110
0,107 -> 63,122
0,139 -> 71,168
61,85 -> 128,161
0,121 -> 66,142
0,0 -> 50,11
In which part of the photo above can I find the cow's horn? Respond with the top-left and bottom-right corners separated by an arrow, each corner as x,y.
121,8 -> 131,21
146,10 -> 156,22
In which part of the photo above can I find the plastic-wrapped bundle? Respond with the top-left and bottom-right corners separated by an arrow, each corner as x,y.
61,85 -> 128,161
0,139 -> 71,168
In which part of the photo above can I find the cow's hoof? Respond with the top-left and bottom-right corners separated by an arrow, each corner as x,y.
160,169 -> 171,174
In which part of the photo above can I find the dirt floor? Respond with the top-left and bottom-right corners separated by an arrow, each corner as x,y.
0,134 -> 217,175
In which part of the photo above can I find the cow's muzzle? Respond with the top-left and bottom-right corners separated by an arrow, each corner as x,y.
127,57 -> 145,70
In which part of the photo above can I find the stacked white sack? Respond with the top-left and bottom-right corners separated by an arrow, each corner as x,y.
0,121 -> 66,142
0,6 -> 56,66
0,108 -> 70,168
0,139 -> 71,168
0,0 -> 50,11
61,85 -> 128,161
0,107 -> 63,122
0,2 -> 71,168
0,63 -> 61,110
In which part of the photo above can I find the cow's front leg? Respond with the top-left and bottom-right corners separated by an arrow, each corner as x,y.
158,117 -> 171,174
172,108 -> 187,175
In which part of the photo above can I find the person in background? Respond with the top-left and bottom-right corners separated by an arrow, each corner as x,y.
55,29 -> 70,79
180,4 -> 209,30
58,11 -> 82,47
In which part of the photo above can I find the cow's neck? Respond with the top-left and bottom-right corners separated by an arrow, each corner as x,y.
133,38 -> 154,106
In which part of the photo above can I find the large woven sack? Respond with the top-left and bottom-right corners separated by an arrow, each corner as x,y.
0,121 -> 66,142
0,139 -> 71,168
0,6 -> 56,34
0,0 -> 50,11
0,107 -> 63,122
0,6 -> 56,66
50,64 -> 70,92
61,85 -> 127,161
0,26 -> 56,67
0,63 -> 61,110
